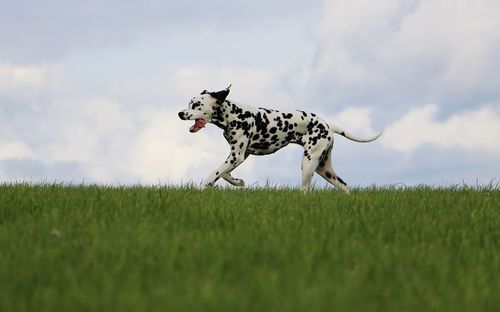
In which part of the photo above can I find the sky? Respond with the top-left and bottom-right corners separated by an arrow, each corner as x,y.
1,0 -> 499,188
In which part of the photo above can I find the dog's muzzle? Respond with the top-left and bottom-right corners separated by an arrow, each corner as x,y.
178,111 -> 206,133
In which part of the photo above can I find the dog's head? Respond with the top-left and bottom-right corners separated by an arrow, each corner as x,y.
178,85 -> 231,133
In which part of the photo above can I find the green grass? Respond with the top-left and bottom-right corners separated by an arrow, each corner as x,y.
1,184 -> 499,312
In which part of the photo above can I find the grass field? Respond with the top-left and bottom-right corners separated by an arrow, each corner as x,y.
0,184 -> 499,311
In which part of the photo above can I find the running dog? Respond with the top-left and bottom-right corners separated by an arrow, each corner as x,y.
178,85 -> 381,193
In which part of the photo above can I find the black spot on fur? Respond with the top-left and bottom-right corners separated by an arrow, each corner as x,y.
191,101 -> 202,109
250,142 -> 271,150
337,176 -> 347,186
238,111 -> 252,119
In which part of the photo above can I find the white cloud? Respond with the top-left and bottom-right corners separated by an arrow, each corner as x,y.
381,104 -> 500,154
312,0 -> 402,85
0,112 -> 36,161
309,0 -> 500,102
326,106 -> 375,136
37,98 -> 133,164
130,109 -> 223,183
382,0 -> 500,95
0,142 -> 35,160
0,63 -> 61,93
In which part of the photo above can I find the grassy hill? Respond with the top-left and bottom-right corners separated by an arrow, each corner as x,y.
1,184 -> 499,311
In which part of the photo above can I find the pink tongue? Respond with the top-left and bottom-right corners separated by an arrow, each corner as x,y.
189,118 -> 206,133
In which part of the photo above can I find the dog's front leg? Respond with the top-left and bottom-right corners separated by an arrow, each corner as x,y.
201,143 -> 248,189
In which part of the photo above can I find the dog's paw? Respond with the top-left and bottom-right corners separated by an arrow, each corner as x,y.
230,178 -> 245,187
200,181 -> 213,190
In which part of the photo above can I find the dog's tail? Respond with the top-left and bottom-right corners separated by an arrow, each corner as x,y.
332,125 -> 383,143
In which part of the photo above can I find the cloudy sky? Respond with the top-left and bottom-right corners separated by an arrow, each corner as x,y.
1,0 -> 499,187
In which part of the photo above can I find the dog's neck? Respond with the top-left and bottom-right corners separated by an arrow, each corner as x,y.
211,100 -> 243,131
211,102 -> 228,130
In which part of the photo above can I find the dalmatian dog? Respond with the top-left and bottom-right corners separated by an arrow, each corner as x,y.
178,85 -> 381,193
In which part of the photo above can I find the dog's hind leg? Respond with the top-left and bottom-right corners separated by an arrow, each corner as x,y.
301,139 -> 329,193
301,156 -> 317,193
315,146 -> 350,194
317,168 -> 350,194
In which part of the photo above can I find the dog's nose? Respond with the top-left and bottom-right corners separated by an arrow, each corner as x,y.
178,111 -> 185,119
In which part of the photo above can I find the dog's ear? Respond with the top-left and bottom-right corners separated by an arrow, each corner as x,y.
210,84 -> 231,104
201,90 -> 208,95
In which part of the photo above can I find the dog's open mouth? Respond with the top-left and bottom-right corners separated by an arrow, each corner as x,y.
189,118 -> 206,133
